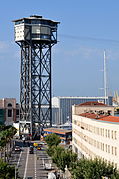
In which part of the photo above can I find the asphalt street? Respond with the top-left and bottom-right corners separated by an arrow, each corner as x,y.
9,142 -> 56,179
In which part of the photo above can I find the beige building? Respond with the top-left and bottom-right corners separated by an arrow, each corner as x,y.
72,102 -> 119,169
0,98 -> 20,125
72,101 -> 114,116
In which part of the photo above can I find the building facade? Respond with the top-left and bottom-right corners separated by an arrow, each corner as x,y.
72,104 -> 119,169
52,96 -> 113,125
72,101 -> 114,116
43,128 -> 72,145
0,98 -> 20,126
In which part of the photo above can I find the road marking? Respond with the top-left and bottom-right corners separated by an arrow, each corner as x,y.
23,148 -> 29,179
34,153 -> 37,179
17,150 -> 23,167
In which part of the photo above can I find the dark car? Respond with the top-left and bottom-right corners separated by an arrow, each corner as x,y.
14,146 -> 21,152
29,146 -> 34,154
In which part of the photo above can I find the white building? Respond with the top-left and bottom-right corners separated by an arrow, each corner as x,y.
52,96 -> 113,125
72,104 -> 119,169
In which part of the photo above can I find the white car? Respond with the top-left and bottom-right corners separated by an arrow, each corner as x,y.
45,163 -> 52,170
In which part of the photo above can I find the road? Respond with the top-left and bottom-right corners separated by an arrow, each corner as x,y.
9,142 -> 56,179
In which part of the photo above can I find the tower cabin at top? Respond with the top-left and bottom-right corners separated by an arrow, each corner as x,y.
13,15 -> 59,43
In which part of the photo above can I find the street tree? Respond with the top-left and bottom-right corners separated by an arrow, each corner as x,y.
45,133 -> 61,147
0,126 -> 17,161
51,146 -> 77,172
71,158 -> 119,179
0,159 -> 15,179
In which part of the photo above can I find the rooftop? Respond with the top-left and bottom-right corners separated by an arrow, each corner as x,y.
80,113 -> 119,123
53,96 -> 111,99
43,128 -> 72,134
13,15 -> 59,24
78,101 -> 107,106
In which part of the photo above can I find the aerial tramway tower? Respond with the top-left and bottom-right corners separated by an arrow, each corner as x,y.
13,15 -> 59,139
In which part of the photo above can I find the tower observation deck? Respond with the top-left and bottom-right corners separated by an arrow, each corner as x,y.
13,15 -> 59,139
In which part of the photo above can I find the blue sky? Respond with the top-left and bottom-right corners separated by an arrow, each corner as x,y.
0,0 -> 119,101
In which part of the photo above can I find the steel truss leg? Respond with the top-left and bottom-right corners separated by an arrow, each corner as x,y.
19,42 -> 52,139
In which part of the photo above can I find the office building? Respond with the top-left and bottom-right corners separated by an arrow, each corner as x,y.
72,102 -> 119,169
52,96 -> 113,125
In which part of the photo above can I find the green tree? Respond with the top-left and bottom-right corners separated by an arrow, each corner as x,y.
51,146 -> 77,172
0,126 -> 17,161
52,146 -> 65,167
0,159 -> 15,179
71,158 -> 119,179
45,133 -> 61,147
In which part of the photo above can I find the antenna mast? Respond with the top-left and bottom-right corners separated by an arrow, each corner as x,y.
104,50 -> 107,104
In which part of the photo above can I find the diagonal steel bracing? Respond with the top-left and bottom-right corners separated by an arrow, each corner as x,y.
13,15 -> 59,139
18,42 -> 52,138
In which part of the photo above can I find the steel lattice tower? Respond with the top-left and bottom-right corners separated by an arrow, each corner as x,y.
13,15 -> 59,139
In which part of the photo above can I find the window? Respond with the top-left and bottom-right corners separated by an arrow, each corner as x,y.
8,109 -> 12,117
108,130 -> 110,138
111,131 -> 114,139
114,131 -> 117,140
108,110 -> 112,115
7,103 -> 12,107
75,146 -> 78,154
32,34 -> 50,40
115,147 -> 117,156
102,129 -> 104,136
112,146 -> 114,155
105,129 -> 107,137
16,109 -> 19,116
108,145 -> 110,153
100,128 -> 102,136
105,144 -> 107,152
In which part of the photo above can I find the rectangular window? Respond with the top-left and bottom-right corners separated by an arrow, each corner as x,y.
115,147 -> 117,156
100,128 -> 102,136
112,146 -> 114,155
114,131 -> 117,140
16,109 -> 19,116
105,144 -> 107,152
108,145 -> 110,153
75,146 -> 78,154
112,131 -> 114,139
108,130 -> 110,138
8,109 -> 12,117
105,129 -> 107,137
101,142 -> 102,150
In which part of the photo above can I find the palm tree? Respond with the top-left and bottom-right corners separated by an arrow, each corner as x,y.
0,159 -> 16,179
0,126 -> 17,161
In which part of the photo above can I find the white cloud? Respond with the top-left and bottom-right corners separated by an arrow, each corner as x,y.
0,41 -> 19,60
0,41 -> 9,50
55,46 -> 103,61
